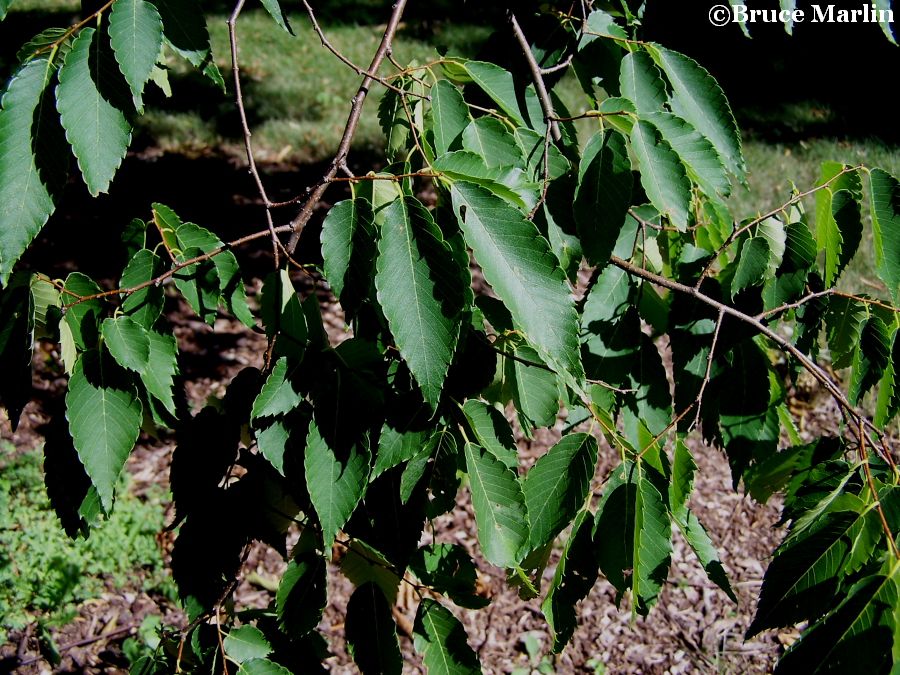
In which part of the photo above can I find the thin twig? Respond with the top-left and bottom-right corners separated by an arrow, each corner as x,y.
228,0 -> 282,267
56,224 -> 295,308
691,308 -> 725,432
755,287 -> 899,321
509,12 -> 561,142
609,255 -> 878,453
298,0 -> 418,98
694,165 -> 863,289
287,0 -> 410,254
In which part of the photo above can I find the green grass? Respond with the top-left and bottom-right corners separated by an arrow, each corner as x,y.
0,442 -> 173,644
134,11 -> 491,164
731,138 -> 899,294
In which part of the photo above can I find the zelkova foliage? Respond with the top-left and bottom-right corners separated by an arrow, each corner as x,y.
1,1 -> 900,672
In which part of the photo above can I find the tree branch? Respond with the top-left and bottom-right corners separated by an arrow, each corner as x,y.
287,0 -> 410,254
509,12 -> 562,142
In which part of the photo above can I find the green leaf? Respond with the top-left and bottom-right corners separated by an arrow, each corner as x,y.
119,249 -> 165,329
682,512 -> 737,601
409,543 -> 488,609
825,296 -> 867,369
321,199 -> 376,318
464,442 -> 528,568
450,182 -> 584,392
251,358 -> 303,420
56,27 -> 132,196
277,553 -> 327,636
430,79 -> 469,155
66,351 -> 142,512
630,120 -> 691,230
259,0 -> 293,34
101,316 -> 150,372
523,434 -> 597,552
574,130 -> 633,265
0,57 -> 68,282
413,598 -> 481,675
260,269 -> 308,359
775,570 -> 900,674
632,466 -> 672,614
510,344 -> 559,429
373,425 -> 429,479
669,439 -> 696,522
644,112 -> 731,198
870,168 -> 900,304
849,316 -> 892,404
305,422 -> 370,549
461,117 -> 523,169
461,399 -> 518,470
619,50 -> 667,115
512,127 -> 571,182
594,462 -> 671,614
140,330 -> 178,415
747,508 -> 865,636
378,87 -> 410,162
731,236 -> 770,298
648,46 -> 745,182
108,0 -> 164,111
224,625 -> 272,664
464,61 -> 526,127
153,0 -> 223,88
170,214 -> 254,327
375,197 -> 465,409
340,539 -> 401,604
875,331 -> 900,428
0,0 -> 10,20
345,583 -> 402,675
873,0 -> 897,43
62,272 -> 103,350
434,151 -> 537,211
238,659 -> 293,675
541,511 -> 598,652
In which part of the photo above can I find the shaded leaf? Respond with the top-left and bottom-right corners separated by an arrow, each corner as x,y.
305,422 -> 370,548
464,442 -> 528,568
0,56 -> 68,282
375,197 -> 465,409
542,511 -> 598,652
345,583 -> 402,675
320,198 -> 376,320
277,552 -> 327,636
731,236 -> 770,299
413,598 -> 481,674
631,120 -> 691,230
119,249 -> 165,328
450,182 -> 584,392
645,112 -> 731,198
870,168 -> 900,304
849,316 -> 892,404
409,543 -> 488,609
574,130 -> 633,265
